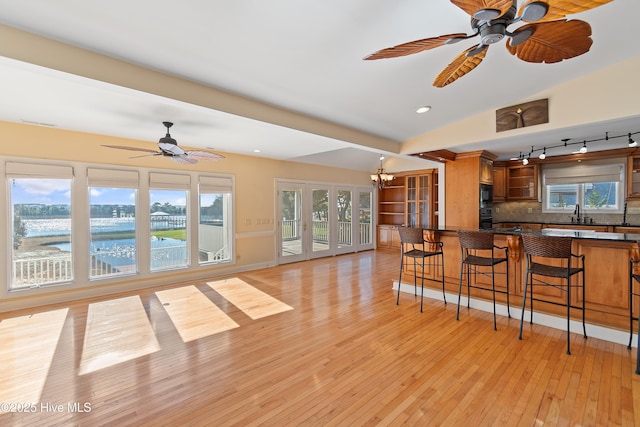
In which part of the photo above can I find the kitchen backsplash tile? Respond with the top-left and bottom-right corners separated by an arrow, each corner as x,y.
493,200 -> 640,225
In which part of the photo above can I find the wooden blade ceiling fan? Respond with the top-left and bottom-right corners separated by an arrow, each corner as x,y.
103,122 -> 225,165
364,0 -> 613,87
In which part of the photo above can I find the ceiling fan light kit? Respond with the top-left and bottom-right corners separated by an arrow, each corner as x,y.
158,121 -> 177,145
364,0 -> 614,87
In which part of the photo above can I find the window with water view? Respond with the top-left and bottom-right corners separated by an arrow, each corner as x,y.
6,163 -> 235,292
11,176 -> 73,289
150,189 -> 189,271
89,187 -> 137,278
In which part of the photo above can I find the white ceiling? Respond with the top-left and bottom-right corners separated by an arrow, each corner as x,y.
0,0 -> 638,171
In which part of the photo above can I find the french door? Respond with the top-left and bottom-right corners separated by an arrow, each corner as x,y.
277,181 -> 373,264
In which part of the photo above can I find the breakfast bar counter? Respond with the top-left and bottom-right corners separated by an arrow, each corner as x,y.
404,226 -> 640,331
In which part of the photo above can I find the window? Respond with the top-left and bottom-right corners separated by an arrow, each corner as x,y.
542,160 -> 625,214
5,160 -> 236,292
149,173 -> 190,271
198,176 -> 233,264
88,168 -> 138,279
7,162 -> 74,289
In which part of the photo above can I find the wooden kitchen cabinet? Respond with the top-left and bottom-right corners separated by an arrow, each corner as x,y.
377,177 -> 405,227
615,226 -> 640,234
376,176 -> 404,249
627,154 -> 640,198
377,224 -> 400,248
412,230 -> 638,331
406,172 -> 436,228
480,157 -> 493,184
493,165 -> 506,202
507,164 -> 538,200
541,224 -> 611,232
376,169 -> 437,247
445,151 -> 496,227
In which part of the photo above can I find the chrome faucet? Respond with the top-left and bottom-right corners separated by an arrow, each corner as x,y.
573,204 -> 581,223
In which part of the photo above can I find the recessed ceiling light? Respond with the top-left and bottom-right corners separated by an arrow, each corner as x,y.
253,149 -> 261,153
416,106 -> 431,114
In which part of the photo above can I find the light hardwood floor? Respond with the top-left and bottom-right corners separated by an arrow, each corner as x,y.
1,248 -> 639,426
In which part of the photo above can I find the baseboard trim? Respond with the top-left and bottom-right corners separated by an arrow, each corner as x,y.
394,281 -> 637,349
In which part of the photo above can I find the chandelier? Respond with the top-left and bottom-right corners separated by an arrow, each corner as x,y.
370,157 -> 394,189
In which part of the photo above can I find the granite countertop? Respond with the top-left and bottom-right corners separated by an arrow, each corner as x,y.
493,221 -> 640,228
494,227 -> 640,242
424,225 -> 640,242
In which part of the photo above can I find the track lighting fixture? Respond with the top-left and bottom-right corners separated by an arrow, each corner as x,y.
579,141 -> 587,154
509,131 -> 639,161
539,148 -> 546,160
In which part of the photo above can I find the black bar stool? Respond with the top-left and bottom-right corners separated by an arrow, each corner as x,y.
628,246 -> 640,375
396,227 -> 446,312
456,230 -> 510,330
519,233 -> 587,355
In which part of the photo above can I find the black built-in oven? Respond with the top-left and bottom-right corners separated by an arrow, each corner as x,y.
480,184 -> 493,229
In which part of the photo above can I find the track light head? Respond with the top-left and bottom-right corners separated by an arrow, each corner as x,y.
579,141 -> 587,154
629,133 -> 638,148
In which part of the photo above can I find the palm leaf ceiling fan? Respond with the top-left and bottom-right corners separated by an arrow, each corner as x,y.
364,0 -> 613,87
103,121 -> 225,164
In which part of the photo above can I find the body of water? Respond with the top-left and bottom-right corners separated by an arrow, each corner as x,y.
48,236 -> 187,270
30,217 -> 188,270
24,217 -> 138,237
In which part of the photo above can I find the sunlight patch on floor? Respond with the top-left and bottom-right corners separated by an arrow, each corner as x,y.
207,277 -> 293,320
79,296 -> 160,375
156,285 -> 239,342
0,308 -> 68,404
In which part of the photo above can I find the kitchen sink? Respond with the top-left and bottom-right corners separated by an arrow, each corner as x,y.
542,228 -> 597,236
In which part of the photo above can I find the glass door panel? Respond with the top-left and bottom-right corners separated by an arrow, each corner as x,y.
407,176 -> 416,201
359,190 -> 372,246
336,189 -> 352,250
407,176 -> 417,227
279,185 -> 304,262
419,202 -> 429,228
419,175 -> 429,227
407,203 -> 416,227
311,187 -> 330,257
277,182 -> 372,263
419,175 -> 429,200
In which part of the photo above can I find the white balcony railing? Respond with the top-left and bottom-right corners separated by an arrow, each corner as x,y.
150,245 -> 187,271
281,220 -> 371,245
13,254 -> 73,288
12,220 -> 367,288
13,246 -> 189,288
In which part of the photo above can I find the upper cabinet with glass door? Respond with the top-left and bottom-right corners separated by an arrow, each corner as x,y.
406,172 -> 434,228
